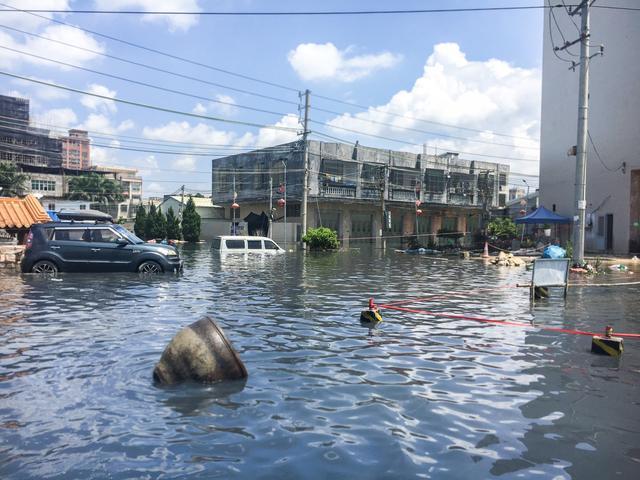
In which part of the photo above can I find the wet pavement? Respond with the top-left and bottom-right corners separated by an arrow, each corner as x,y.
1,245 -> 639,479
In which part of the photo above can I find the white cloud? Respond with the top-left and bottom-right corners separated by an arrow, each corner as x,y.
81,83 -> 117,113
0,25 -> 105,70
33,108 -> 77,129
0,1 -> 70,31
93,0 -> 202,32
142,121 -> 241,146
172,155 -> 197,171
288,42 -> 402,82
191,94 -> 237,116
255,114 -> 300,147
80,113 -> 134,135
326,43 -> 541,175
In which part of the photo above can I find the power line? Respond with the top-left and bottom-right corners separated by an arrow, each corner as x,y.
587,130 -> 623,173
0,44 -> 293,121
309,124 -> 540,163
311,106 -> 539,151
0,9 -> 542,142
0,71 -> 300,133
0,6 -> 556,15
0,23 -> 299,108
0,2 -> 299,94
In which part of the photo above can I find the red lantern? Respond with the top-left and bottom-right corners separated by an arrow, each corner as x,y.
416,209 -> 423,216
279,184 -> 285,194
415,199 -> 421,207
519,209 -> 526,215
231,202 -> 240,209
277,198 -> 286,208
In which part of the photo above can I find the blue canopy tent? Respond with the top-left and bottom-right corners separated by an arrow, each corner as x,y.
515,206 -> 572,224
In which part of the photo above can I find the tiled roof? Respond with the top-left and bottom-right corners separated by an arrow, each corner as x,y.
0,195 -> 51,229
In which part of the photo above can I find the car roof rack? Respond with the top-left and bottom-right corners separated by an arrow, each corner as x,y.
56,209 -> 114,223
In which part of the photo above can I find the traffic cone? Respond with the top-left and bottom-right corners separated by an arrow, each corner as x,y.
482,241 -> 489,258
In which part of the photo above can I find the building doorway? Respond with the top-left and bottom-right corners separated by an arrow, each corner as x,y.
605,214 -> 614,252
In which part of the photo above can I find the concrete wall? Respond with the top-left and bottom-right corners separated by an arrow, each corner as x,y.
539,1 -> 640,254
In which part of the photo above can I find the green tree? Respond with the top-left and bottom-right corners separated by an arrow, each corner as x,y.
0,162 -> 28,197
67,173 -> 124,205
156,207 -> 167,239
487,217 -> 517,239
165,206 -> 182,240
134,204 -> 146,238
144,204 -> 163,240
302,227 -> 340,250
181,196 -> 201,242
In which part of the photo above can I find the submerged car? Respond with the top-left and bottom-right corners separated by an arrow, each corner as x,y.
21,210 -> 183,274
212,235 -> 284,254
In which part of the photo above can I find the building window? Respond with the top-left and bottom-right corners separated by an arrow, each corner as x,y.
79,204 -> 86,210
31,179 -> 56,191
48,203 -> 55,210
597,216 -> 605,236
120,204 -> 128,213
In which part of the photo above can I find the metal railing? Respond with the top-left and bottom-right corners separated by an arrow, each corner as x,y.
321,185 -> 356,198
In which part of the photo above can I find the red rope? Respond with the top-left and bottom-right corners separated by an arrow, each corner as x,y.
378,303 -> 640,339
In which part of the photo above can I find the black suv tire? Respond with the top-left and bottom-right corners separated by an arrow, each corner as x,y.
31,260 -> 58,274
138,260 -> 163,274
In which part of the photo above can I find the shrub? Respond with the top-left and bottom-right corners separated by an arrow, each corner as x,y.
165,206 -> 182,240
302,227 -> 339,250
487,217 -> 517,239
134,205 -> 146,238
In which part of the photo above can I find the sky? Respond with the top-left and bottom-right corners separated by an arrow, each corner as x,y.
0,0 -> 545,198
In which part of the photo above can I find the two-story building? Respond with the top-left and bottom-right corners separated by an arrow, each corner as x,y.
212,141 -> 509,248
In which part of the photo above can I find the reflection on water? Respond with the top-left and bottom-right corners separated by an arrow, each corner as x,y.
1,245 -> 639,479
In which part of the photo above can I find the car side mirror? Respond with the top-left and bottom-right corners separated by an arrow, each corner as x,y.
116,238 -> 129,245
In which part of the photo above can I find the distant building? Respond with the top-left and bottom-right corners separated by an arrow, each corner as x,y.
90,165 -> 143,219
0,94 -> 62,168
539,0 -> 640,254
159,195 -> 226,240
60,129 -> 91,170
212,141 -> 509,247
509,187 -> 526,201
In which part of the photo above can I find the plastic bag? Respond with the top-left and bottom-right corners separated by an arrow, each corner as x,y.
542,245 -> 566,259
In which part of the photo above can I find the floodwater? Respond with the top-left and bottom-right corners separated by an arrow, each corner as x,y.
1,245 -> 639,479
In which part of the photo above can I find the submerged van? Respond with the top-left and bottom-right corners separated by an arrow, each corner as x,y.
212,236 -> 284,254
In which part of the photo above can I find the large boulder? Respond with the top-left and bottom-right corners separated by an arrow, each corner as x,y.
153,317 -> 248,385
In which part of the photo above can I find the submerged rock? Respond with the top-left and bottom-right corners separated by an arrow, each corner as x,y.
153,317 -> 248,385
490,251 -> 525,267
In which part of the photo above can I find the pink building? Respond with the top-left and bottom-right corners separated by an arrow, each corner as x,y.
61,129 -> 90,170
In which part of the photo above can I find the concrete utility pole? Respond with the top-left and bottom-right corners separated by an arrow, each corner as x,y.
178,184 -> 185,217
300,89 -> 311,240
269,176 -> 273,239
571,0 -> 591,263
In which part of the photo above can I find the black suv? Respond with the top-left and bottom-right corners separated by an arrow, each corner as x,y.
21,213 -> 183,274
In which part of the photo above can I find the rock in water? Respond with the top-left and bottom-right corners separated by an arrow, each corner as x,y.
153,317 -> 248,385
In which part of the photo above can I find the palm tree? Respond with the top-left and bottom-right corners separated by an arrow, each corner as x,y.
67,174 -> 124,206
0,162 -> 29,197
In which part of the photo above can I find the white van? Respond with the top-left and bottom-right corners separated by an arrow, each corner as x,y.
212,236 -> 285,254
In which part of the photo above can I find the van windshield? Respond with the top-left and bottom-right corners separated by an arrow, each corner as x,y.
113,225 -> 145,244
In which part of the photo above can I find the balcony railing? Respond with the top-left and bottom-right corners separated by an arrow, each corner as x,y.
425,192 -> 446,204
361,188 -> 380,199
321,185 -> 356,198
390,189 -> 418,202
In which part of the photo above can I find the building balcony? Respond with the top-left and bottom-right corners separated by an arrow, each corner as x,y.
361,187 -> 380,199
390,189 -> 418,202
320,184 -> 356,198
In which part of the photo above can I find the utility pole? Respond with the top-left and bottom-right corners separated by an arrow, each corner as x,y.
269,176 -> 273,239
178,184 -> 185,217
282,160 -> 287,251
380,165 -> 387,251
300,89 -> 311,240
557,0 -> 601,263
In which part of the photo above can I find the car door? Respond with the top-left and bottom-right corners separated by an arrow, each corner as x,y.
88,227 -> 135,272
50,227 -> 92,271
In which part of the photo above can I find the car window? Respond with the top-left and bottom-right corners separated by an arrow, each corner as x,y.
247,240 -> 262,250
264,240 -> 279,250
53,228 -> 88,242
44,227 -> 54,240
225,239 -> 245,249
90,228 -> 121,243
212,238 -> 221,250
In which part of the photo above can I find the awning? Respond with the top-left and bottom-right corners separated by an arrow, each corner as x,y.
515,206 -> 572,224
0,195 -> 51,229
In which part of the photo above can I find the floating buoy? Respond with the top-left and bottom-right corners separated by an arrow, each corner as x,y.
482,242 -> 489,258
591,325 -> 624,357
360,298 -> 383,324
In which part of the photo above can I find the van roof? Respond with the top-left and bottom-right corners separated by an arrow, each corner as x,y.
215,236 -> 273,241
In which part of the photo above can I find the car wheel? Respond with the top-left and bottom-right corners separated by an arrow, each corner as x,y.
31,260 -> 58,274
138,260 -> 163,274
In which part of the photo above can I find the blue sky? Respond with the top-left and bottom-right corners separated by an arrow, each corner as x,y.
0,0 -> 544,197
